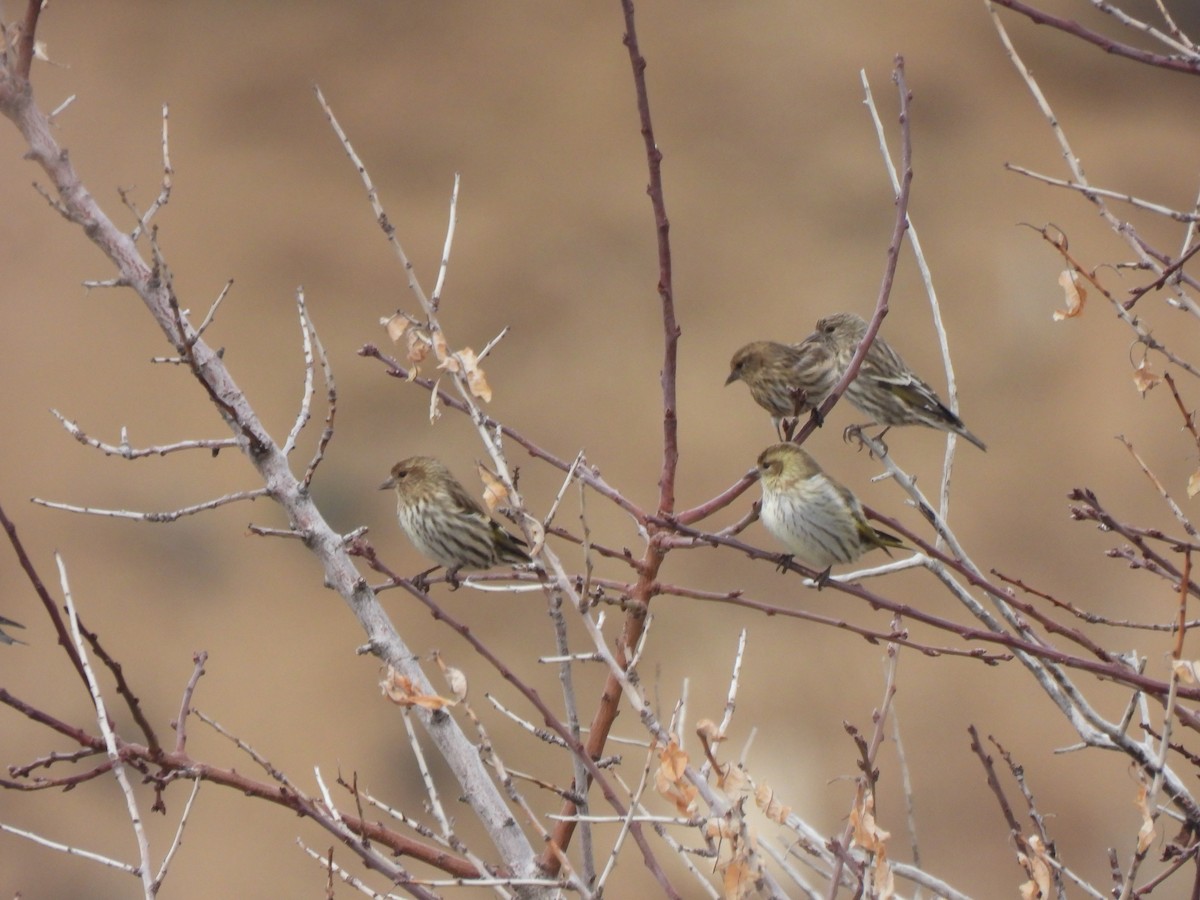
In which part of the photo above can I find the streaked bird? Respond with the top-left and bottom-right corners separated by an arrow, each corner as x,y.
380,456 -> 531,584
726,339 -> 840,438
801,312 -> 987,451
756,442 -> 904,582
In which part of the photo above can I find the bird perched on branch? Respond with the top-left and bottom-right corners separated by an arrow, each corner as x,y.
756,442 -> 904,584
726,339 -> 840,438
380,456 -> 531,585
800,312 -> 987,451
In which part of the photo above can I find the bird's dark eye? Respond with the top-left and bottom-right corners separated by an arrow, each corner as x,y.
396,468 -> 409,480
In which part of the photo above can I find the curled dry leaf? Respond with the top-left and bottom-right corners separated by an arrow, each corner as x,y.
754,782 -> 792,824
722,859 -> 756,900
696,718 -> 724,743
850,784 -> 894,897
521,514 -> 546,557
438,348 -> 493,402
718,762 -> 747,795
1132,359 -> 1161,396
1053,269 -> 1087,321
1017,835 -> 1053,900
1133,769 -> 1157,854
428,379 -> 442,424
431,329 -> 449,362
654,740 -> 698,816
405,327 -> 431,374
381,313 -> 430,381
1173,659 -> 1200,684
476,463 -> 510,512
382,312 -> 408,343
432,651 -> 468,702
705,815 -> 757,900
379,666 -> 456,710
850,784 -> 891,854
1188,469 -> 1200,500
656,739 -> 688,783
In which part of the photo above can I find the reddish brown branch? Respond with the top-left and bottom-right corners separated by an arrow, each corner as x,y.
654,515 -> 1200,707
619,0 -> 680,520
354,539 -> 679,895
0,502 -> 88,686
988,0 -> 1200,77
1070,487 -> 1200,599
793,56 -> 913,446
77,617 -> 161,754
1122,242 -> 1200,311
360,345 -> 648,523
15,0 -> 43,80
2,682 -> 478,882
1165,372 -> 1200,454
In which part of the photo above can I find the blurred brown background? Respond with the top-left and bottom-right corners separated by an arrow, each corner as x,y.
3,1 -> 1199,896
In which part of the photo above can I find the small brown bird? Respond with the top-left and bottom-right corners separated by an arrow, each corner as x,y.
0,614 -> 26,646
380,456 -> 531,583
726,340 -> 841,437
757,442 -> 904,582
801,312 -> 987,451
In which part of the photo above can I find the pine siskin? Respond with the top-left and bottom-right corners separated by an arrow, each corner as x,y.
801,312 -> 987,451
756,442 -> 904,581
0,614 -> 25,646
380,456 -> 532,583
726,340 -> 841,437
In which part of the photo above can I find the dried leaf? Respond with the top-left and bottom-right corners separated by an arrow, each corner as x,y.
428,379 -> 442,424
1174,659 -> 1200,684
849,784 -> 894,896
476,464 -> 510,512
522,516 -> 546,556
656,740 -> 688,783
1134,772 -> 1157,853
849,784 -> 891,854
1053,269 -> 1087,321
722,859 -> 756,900
379,666 -> 456,710
696,719 -> 724,743
754,782 -> 792,824
382,312 -> 408,343
1188,470 -> 1200,500
1016,836 -> 1053,900
654,740 -> 697,815
1132,360 -> 1161,396
431,329 -> 449,362
432,651 -> 468,702
459,349 -> 493,402
405,327 -> 430,374
718,763 -> 747,795
436,345 -> 493,402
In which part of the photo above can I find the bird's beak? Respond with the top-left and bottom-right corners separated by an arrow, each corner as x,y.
724,371 -> 738,386
378,477 -> 395,491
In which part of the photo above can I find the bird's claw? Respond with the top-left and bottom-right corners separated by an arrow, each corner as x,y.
843,424 -> 889,458
411,565 -> 441,593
